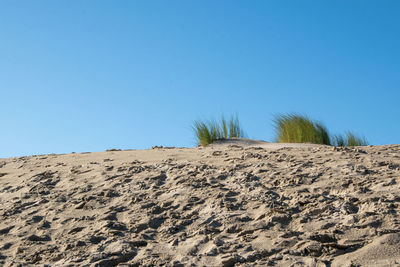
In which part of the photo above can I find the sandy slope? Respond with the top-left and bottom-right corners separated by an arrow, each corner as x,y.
1,139 -> 400,266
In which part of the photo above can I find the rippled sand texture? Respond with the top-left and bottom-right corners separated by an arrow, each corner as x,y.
1,140 -> 400,266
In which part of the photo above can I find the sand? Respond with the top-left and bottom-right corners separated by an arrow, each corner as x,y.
1,139 -> 400,266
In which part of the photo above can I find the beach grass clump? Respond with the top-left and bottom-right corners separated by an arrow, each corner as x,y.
274,113 -> 331,145
274,113 -> 368,147
193,114 -> 245,146
333,132 -> 368,147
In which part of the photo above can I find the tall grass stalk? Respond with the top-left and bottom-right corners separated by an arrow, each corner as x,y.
209,120 -> 223,142
229,114 -> 245,138
221,116 -> 228,139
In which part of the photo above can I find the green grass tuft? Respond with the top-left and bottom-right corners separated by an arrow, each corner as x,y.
229,114 -> 245,138
274,113 -> 368,147
333,134 -> 346,147
333,132 -> 368,147
274,113 -> 331,145
193,121 -> 212,147
193,114 -> 245,146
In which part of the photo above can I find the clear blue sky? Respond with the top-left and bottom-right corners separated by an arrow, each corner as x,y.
1,1 -> 399,158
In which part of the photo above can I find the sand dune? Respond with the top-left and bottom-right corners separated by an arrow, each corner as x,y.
1,139 -> 400,266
